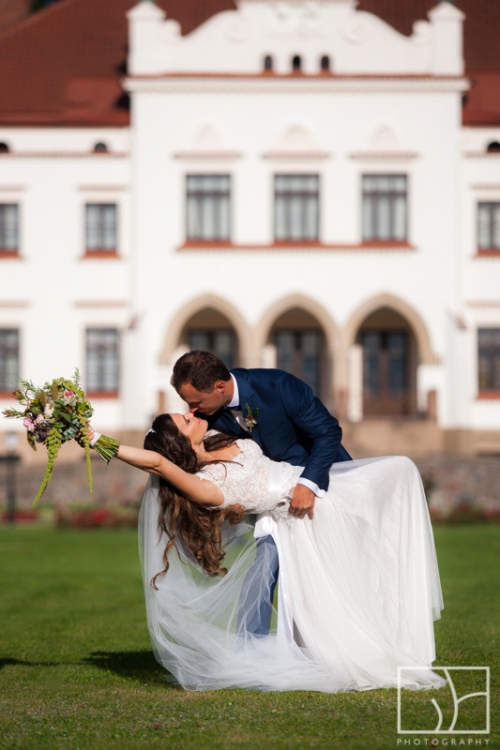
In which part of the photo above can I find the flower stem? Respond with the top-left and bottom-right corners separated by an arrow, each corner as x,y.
93,435 -> 120,463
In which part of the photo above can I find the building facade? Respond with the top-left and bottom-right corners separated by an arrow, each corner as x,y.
1,0 -> 500,462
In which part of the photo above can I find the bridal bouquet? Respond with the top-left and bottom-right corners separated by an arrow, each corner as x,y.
3,370 -> 119,505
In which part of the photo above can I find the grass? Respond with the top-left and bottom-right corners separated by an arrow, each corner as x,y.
0,525 -> 498,750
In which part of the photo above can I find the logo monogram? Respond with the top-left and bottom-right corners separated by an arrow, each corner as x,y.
397,667 -> 490,735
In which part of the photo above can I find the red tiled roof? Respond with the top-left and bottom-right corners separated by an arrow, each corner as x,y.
0,0 -> 499,127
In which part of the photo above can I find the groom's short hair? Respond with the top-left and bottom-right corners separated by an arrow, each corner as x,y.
171,350 -> 231,393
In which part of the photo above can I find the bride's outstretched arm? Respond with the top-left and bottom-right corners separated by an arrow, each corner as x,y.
88,436 -> 224,508
118,444 -> 224,507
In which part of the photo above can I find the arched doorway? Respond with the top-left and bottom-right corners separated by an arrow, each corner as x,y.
180,307 -> 239,369
269,308 -> 326,398
357,307 -> 417,417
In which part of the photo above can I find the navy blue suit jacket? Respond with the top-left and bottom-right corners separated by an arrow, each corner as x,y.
204,368 -> 351,492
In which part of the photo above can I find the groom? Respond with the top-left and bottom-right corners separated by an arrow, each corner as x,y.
171,350 -> 351,634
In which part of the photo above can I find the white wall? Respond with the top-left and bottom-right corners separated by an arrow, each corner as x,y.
2,0 -> 499,446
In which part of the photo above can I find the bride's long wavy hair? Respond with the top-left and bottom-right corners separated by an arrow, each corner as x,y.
143,413 -> 244,587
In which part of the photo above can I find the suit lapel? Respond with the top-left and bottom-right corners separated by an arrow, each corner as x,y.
233,372 -> 260,441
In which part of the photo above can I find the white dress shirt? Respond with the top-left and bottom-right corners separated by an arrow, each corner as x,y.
229,374 -> 324,498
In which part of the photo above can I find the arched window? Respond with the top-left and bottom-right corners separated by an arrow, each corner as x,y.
292,55 -> 302,72
320,55 -> 330,72
0,142 -> 10,153
93,142 -> 108,153
263,55 -> 273,72
486,141 -> 500,153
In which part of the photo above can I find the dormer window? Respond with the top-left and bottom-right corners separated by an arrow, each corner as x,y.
292,55 -> 302,73
0,143 -> 10,153
320,55 -> 331,72
263,55 -> 273,72
93,142 -> 109,153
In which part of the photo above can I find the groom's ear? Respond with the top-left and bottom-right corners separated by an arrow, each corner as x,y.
213,380 -> 227,394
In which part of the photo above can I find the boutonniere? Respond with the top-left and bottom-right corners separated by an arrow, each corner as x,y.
244,403 -> 259,433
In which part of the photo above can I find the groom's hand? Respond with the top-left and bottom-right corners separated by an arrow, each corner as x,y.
289,485 -> 315,521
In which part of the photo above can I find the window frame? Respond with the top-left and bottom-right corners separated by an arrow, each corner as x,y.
361,174 -> 408,243
477,327 -> 500,396
84,202 -> 119,256
0,328 -> 20,396
477,201 -> 500,252
85,327 -> 120,397
273,174 -> 320,243
0,203 -> 20,256
185,174 -> 231,243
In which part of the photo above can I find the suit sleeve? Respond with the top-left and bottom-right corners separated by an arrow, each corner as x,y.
278,372 -> 342,491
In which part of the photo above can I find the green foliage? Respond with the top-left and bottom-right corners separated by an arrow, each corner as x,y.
0,525 -> 498,750
3,370 -> 95,504
32,424 -> 63,505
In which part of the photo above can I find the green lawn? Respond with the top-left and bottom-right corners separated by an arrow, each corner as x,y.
0,525 -> 498,750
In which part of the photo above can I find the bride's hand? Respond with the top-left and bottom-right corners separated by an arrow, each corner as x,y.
76,427 -> 100,447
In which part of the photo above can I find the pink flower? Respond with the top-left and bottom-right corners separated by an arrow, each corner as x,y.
23,417 -> 35,432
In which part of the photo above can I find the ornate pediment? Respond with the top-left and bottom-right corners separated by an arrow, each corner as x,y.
174,124 -> 241,160
263,124 -> 330,160
127,0 -> 464,77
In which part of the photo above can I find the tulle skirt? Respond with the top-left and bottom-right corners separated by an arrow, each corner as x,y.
139,456 -> 444,692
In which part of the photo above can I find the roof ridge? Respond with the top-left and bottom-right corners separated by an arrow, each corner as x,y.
0,0 -> 79,42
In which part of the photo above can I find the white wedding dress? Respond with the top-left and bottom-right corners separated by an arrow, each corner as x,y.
139,440 -> 444,693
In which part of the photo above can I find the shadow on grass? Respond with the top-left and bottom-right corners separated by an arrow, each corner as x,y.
1,651 -> 178,688
83,650 -> 179,687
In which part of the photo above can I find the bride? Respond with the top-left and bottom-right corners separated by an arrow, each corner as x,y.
86,412 -> 444,693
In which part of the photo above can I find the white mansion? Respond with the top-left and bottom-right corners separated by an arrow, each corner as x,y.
1,0 -> 500,461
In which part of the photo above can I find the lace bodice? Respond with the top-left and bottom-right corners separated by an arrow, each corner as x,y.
196,439 -> 300,519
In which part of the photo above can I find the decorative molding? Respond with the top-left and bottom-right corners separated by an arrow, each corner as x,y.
78,185 -> 129,192
0,152 -> 128,159
469,183 -> 500,190
350,151 -> 418,161
465,152 -> 500,159
466,300 -> 500,307
0,300 -> 29,308
0,185 -> 25,192
174,124 -> 242,160
475,250 -> 500,258
263,124 -> 330,160
159,293 -> 254,367
179,241 -> 415,252
351,124 -> 418,160
74,300 -> 128,308
125,76 -> 470,96
343,292 -> 439,366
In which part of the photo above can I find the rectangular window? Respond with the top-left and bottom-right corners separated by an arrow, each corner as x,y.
0,204 -> 19,252
0,329 -> 19,393
186,175 -> 230,241
477,202 -> 500,250
274,175 -> 319,242
86,328 -> 120,394
478,328 -> 500,391
362,174 -> 407,242
85,204 -> 118,252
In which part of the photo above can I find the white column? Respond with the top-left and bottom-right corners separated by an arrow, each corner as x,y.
127,1 -> 166,76
347,344 -> 363,423
260,344 -> 277,369
428,2 -> 465,76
